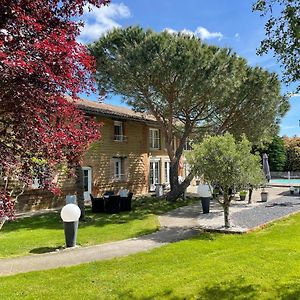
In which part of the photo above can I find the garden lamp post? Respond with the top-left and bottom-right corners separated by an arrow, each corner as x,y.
60,204 -> 81,247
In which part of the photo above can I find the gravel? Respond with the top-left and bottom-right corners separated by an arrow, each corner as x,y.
231,196 -> 300,228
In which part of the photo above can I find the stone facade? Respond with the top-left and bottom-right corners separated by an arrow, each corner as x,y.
83,116 -> 152,196
15,100 -> 180,212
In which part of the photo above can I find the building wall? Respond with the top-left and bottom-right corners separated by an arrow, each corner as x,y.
14,114 -> 192,213
15,175 -> 76,213
82,117 -> 153,196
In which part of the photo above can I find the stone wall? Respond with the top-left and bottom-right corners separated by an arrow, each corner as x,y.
13,116 -> 172,213
83,117 -> 155,196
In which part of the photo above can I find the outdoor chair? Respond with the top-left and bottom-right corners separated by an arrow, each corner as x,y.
104,195 -> 120,214
90,194 -> 105,213
103,191 -> 114,197
120,192 -> 133,212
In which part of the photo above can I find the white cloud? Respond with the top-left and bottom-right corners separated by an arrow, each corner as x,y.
291,93 -> 300,97
195,27 -> 223,40
282,125 -> 298,129
164,28 -> 178,35
163,26 -> 223,41
79,3 -> 131,43
181,29 -> 195,37
234,33 -> 240,40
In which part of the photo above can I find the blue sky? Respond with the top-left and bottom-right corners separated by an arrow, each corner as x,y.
79,0 -> 300,137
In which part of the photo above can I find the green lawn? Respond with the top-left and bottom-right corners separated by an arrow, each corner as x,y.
1,213 -> 300,299
0,196 -> 196,258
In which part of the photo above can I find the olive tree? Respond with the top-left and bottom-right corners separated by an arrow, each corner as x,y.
187,133 -> 264,228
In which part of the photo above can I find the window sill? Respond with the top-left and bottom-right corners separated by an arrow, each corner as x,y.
114,135 -> 127,142
113,140 -> 128,143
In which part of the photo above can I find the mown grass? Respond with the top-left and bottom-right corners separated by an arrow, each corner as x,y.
1,212 -> 300,299
0,196 -> 196,258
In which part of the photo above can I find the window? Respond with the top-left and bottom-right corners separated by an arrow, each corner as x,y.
113,158 -> 125,181
114,121 -> 127,142
31,166 -> 49,189
82,167 -> 92,200
83,169 -> 89,192
183,161 -> 191,178
149,128 -> 160,149
164,161 -> 170,183
183,140 -> 193,151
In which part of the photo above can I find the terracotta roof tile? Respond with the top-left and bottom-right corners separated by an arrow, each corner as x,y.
75,98 -> 157,123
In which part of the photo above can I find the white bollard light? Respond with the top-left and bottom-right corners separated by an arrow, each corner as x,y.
61,204 -> 81,247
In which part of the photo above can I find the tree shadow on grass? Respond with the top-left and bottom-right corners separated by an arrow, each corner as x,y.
198,279 -> 300,300
198,279 -> 260,300
275,281 -> 300,300
113,288 -> 177,300
1,197 -> 197,233
109,279 -> 260,300
111,279 -> 300,300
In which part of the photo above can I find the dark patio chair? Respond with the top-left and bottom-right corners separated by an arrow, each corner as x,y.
104,195 -> 120,214
120,192 -> 133,212
90,194 -> 105,213
103,191 -> 114,197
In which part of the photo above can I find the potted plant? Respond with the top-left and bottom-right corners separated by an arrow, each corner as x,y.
261,187 -> 268,202
239,190 -> 247,201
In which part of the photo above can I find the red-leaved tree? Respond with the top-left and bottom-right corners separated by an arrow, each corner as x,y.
0,0 -> 109,220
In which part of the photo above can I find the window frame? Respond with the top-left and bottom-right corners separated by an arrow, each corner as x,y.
149,128 -> 160,150
113,157 -> 126,182
164,161 -> 170,184
114,121 -> 127,142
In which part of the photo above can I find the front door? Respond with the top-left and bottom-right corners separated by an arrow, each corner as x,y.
149,160 -> 160,191
82,167 -> 92,200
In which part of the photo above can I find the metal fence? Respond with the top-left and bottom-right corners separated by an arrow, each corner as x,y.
270,171 -> 300,179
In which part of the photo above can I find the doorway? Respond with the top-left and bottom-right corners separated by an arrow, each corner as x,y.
149,160 -> 160,191
82,167 -> 92,200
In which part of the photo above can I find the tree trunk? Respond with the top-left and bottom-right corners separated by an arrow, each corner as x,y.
223,192 -> 231,228
224,204 -> 230,228
75,164 -> 85,221
164,122 -> 193,201
166,163 -> 193,201
166,180 -> 191,200
248,188 -> 253,204
169,158 -> 180,192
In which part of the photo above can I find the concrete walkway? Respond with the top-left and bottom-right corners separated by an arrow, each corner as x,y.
1,186 -> 300,276
0,226 -> 200,277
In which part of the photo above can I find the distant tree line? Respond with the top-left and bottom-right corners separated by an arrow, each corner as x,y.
261,136 -> 300,172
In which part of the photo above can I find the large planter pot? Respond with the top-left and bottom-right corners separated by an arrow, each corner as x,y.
239,195 -> 246,201
155,184 -> 164,197
261,192 -> 268,202
200,197 -> 211,214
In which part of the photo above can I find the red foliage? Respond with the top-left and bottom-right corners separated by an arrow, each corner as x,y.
0,0 -> 109,219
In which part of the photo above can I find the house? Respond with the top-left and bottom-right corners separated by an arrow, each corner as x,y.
15,99 -> 191,212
